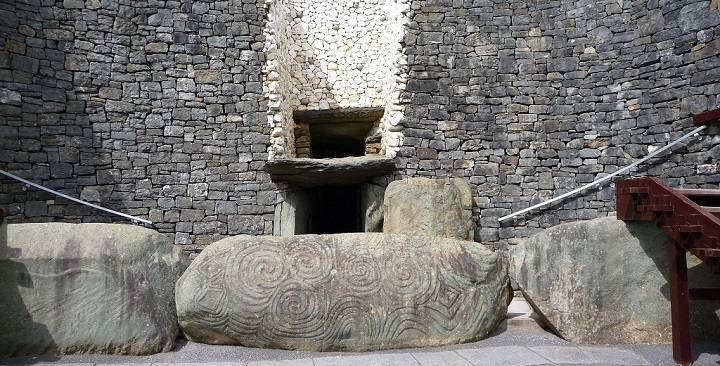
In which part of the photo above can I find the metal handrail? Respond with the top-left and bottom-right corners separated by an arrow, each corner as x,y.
0,168 -> 152,225
498,125 -> 707,222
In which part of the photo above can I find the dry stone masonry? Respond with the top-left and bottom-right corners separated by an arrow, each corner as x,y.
0,0 -> 273,256
263,0 -> 409,159
1,0 -> 720,257
397,0 -> 720,253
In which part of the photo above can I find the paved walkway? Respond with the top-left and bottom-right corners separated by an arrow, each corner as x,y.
2,299 -> 719,366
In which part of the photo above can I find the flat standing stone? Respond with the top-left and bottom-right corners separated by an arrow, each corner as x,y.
383,177 -> 474,241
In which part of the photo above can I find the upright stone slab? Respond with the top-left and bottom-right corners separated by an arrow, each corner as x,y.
510,217 -> 720,344
0,223 -> 190,356
176,233 -> 509,351
383,177 -> 473,240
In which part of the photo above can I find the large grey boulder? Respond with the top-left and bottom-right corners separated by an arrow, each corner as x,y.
176,233 -> 509,351
383,177 -> 473,240
0,223 -> 189,356
510,217 -> 720,344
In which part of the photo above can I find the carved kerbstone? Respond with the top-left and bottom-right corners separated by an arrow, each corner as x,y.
176,233 -> 509,351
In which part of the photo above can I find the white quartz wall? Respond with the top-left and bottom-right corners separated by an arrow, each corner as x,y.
263,0 -> 409,159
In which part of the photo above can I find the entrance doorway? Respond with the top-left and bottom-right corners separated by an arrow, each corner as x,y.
308,184 -> 361,234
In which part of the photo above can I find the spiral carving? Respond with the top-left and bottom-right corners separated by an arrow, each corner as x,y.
177,233 -> 508,352
382,253 -> 436,304
324,296 -> 379,347
286,237 -> 334,284
338,254 -> 382,296
264,282 -> 327,340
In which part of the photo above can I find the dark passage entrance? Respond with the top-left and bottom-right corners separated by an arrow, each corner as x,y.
308,184 -> 362,234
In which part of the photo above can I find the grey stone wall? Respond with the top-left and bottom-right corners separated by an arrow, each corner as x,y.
398,0 -> 720,252
2,0 -> 720,256
0,0 -> 273,255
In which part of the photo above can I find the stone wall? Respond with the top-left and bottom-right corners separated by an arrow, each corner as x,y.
397,0 -> 720,252
2,0 -> 720,256
263,0 -> 409,159
0,0 -> 274,256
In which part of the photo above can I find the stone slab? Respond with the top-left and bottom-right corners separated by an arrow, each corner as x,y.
248,360 -> 313,366
264,156 -> 395,187
510,217 -> 720,344
313,353 -> 419,366
412,350 -> 473,366
530,346 -> 593,364
577,347 -> 651,365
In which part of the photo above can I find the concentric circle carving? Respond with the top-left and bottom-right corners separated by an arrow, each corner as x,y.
226,244 -> 287,313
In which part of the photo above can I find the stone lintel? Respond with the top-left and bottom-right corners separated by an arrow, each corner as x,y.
293,107 -> 385,124
264,156 -> 396,187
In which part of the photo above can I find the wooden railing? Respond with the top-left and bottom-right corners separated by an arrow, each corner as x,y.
617,177 -> 720,366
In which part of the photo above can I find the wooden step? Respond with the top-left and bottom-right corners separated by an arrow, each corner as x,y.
638,204 -> 674,212
690,248 -> 720,257
693,107 -> 720,125
617,187 -> 649,195
675,189 -> 720,197
699,206 -> 720,217
676,189 -> 720,208
665,225 -> 703,233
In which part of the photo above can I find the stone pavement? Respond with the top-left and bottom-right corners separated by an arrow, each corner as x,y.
2,299 -> 719,366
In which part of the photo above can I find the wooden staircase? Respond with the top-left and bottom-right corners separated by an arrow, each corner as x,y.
616,177 -> 720,365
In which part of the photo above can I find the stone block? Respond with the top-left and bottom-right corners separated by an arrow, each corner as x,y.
406,80 -> 438,93
11,55 -> 39,74
636,9 -> 664,37
0,9 -> 19,28
176,233 -> 509,351
146,42 -> 169,54
679,2 -> 720,32
24,201 -> 48,217
0,88 -> 22,105
417,147 -> 438,159
0,223 -> 189,356
148,9 -> 173,26
64,54 -> 89,71
228,214 -> 265,235
384,177 -> 473,241
546,57 -> 578,73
